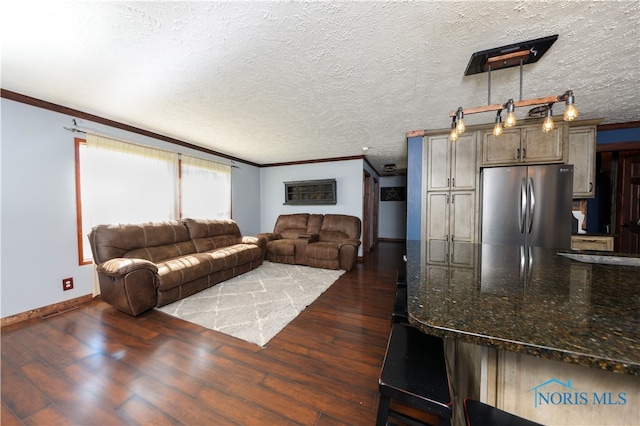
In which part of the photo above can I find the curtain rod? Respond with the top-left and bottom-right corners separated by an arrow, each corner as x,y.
63,120 -> 239,168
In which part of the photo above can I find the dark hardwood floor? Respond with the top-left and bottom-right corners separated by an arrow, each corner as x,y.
2,242 -> 406,425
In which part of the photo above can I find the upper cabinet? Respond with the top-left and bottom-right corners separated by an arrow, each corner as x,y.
567,121 -> 599,198
426,133 -> 477,191
481,122 -> 565,166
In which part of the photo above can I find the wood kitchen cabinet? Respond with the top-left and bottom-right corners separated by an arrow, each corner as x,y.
424,131 -> 478,243
481,122 -> 565,166
567,121 -> 599,198
426,133 -> 476,191
426,191 -> 475,243
407,118 -> 603,243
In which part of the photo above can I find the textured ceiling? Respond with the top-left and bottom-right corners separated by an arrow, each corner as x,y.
2,1 -> 639,175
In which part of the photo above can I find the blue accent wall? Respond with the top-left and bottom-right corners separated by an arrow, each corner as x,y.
406,136 -> 423,240
597,127 -> 640,144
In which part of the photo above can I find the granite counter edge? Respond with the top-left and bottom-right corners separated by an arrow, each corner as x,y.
410,319 -> 640,376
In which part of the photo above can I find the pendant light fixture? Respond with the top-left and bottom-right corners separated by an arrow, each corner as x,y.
542,104 -> 555,133
493,110 -> 503,137
455,107 -> 466,134
448,35 -> 580,137
450,91 -> 578,135
504,99 -> 517,129
564,91 -> 579,121
449,117 -> 459,142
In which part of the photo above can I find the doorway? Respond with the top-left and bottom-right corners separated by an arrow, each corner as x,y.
616,150 -> 640,253
363,170 -> 371,255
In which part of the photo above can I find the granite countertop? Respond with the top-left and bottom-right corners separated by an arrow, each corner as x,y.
406,240 -> 640,375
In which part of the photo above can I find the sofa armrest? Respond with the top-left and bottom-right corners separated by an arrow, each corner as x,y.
256,232 -> 281,243
95,258 -> 158,316
338,239 -> 361,249
97,258 -> 158,277
241,236 -> 261,245
242,235 -> 267,255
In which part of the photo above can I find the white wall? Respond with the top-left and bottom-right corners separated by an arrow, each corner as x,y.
259,160 -> 364,253
0,98 -> 261,318
378,175 -> 407,239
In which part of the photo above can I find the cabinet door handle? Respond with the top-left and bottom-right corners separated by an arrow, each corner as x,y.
522,148 -> 526,158
451,194 -> 455,204
516,148 -> 520,159
589,182 -> 593,192
452,178 -> 455,187
447,178 -> 450,187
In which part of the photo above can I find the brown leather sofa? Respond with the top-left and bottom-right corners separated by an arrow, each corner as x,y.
88,218 -> 265,316
258,213 -> 361,271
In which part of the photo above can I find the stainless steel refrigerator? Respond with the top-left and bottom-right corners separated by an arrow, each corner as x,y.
481,164 -> 574,249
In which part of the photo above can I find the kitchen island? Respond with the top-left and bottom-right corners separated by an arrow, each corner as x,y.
406,240 -> 640,425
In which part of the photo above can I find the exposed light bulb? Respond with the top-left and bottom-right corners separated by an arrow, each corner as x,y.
504,99 -> 517,129
563,91 -> 578,121
449,118 -> 459,142
455,107 -> 466,134
542,105 -> 555,133
564,104 -> 579,121
493,111 -> 503,137
449,126 -> 459,142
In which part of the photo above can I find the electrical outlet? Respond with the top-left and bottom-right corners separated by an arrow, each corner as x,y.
62,277 -> 74,291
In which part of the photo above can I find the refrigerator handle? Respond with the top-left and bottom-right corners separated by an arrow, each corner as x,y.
519,246 -> 526,283
519,177 -> 527,233
528,177 -> 535,234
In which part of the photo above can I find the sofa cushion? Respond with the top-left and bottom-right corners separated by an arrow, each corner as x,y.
89,221 -> 195,264
318,214 -> 361,242
307,214 -> 324,234
156,243 -> 262,291
306,241 -> 340,260
124,241 -> 197,263
183,218 -> 243,252
156,253 -> 224,291
266,239 -> 296,256
273,213 -> 309,237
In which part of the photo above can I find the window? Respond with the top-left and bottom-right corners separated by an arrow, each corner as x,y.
180,155 -> 231,219
76,134 -> 231,264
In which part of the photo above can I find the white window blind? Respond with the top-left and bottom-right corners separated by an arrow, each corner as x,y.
180,154 -> 231,220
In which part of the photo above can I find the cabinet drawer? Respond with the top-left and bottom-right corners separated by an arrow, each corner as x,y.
571,236 -> 614,251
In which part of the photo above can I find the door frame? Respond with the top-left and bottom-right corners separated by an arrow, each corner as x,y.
363,170 -> 371,254
615,149 -> 640,253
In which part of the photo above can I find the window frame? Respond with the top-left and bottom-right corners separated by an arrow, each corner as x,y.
75,137 -> 231,265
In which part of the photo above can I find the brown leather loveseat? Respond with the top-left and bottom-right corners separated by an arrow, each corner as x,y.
88,218 -> 264,316
258,213 -> 361,271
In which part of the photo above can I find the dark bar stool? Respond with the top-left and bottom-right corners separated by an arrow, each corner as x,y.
396,268 -> 407,288
464,399 -> 543,426
377,324 -> 452,426
392,285 -> 409,324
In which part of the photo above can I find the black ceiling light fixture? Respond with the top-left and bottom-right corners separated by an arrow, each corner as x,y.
448,34 -> 579,141
463,34 -> 558,76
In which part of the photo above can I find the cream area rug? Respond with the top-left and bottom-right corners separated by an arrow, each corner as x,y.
157,261 -> 345,347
